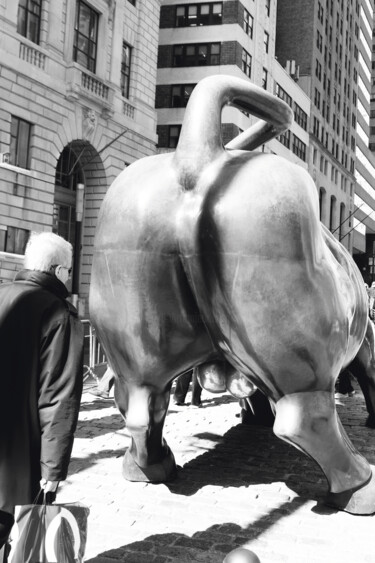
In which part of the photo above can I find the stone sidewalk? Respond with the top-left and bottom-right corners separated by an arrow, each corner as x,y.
57,381 -> 375,563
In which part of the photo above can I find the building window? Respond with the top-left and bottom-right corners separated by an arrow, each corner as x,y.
329,195 -> 336,231
319,188 -> 325,221
264,31 -> 269,53
313,117 -> 320,137
316,30 -> 323,52
265,0 -> 270,17
315,59 -> 322,80
10,116 -> 31,169
73,1 -> 99,73
314,88 -> 321,109
243,9 -> 254,38
242,49 -> 252,78
168,125 -> 181,148
294,103 -> 307,131
262,68 -> 268,89
171,84 -> 196,107
17,0 -> 42,44
278,129 -> 290,149
121,42 -> 132,98
173,43 -> 220,66
275,83 -> 292,107
292,134 -> 306,161
175,3 -> 222,27
3,227 -> 30,255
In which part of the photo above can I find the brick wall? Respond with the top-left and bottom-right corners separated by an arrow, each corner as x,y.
275,0 -> 314,73
223,0 -> 241,25
221,41 -> 239,66
158,45 -> 173,68
159,5 -> 175,28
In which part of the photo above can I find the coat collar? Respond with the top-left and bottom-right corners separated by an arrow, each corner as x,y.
15,270 -> 69,300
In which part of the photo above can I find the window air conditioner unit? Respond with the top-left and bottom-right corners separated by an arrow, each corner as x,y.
0,152 -> 10,164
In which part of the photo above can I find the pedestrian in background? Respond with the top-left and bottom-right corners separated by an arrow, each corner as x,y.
0,232 -> 84,550
173,368 -> 202,407
90,365 -> 115,400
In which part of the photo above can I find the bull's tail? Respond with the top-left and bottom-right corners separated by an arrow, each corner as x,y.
174,74 -> 293,191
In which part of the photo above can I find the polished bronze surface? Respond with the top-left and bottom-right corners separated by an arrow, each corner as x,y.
90,75 -> 375,513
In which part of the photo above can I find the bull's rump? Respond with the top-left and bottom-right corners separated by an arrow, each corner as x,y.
179,153 -> 365,399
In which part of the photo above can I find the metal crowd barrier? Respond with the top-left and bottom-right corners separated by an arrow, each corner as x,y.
81,319 -> 107,382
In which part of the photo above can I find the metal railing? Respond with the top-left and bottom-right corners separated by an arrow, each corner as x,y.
81,319 -> 107,382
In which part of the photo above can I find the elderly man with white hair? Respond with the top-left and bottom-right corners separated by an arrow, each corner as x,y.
0,231 -> 84,551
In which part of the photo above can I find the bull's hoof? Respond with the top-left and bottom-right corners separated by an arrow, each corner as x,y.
122,445 -> 177,483
325,469 -> 375,515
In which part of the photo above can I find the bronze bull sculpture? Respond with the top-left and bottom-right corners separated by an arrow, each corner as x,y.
90,75 -> 375,515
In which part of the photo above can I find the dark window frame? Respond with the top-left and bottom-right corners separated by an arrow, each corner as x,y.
294,103 -> 307,131
168,125 -> 182,148
10,115 -> 32,169
4,226 -> 30,255
292,134 -> 307,161
121,42 -> 132,98
278,129 -> 291,149
242,48 -> 252,78
275,83 -> 292,107
175,2 -> 222,27
243,8 -> 254,38
17,0 -> 42,45
170,84 -> 196,107
73,0 -> 99,73
172,43 -> 221,66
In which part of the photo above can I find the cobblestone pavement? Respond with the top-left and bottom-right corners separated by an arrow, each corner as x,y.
57,381 -> 375,563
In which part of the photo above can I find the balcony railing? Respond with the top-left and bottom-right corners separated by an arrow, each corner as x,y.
81,71 -> 109,100
123,100 -> 135,119
19,42 -> 46,70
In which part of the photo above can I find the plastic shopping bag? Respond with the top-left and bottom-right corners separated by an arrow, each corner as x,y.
7,501 -> 89,563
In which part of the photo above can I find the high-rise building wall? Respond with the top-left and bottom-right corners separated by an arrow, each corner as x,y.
354,0 -> 375,282
156,0 -> 310,170
276,0 -> 361,252
0,0 -> 160,313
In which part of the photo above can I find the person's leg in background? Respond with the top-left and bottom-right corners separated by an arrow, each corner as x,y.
90,366 -> 115,400
173,370 -> 193,405
191,368 -> 202,407
335,368 -> 355,398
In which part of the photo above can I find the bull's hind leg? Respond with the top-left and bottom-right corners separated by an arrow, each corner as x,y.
115,380 -> 177,482
348,318 -> 375,428
273,390 -> 375,514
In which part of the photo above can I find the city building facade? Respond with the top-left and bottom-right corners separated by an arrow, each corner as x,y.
355,0 -> 375,283
0,0 -> 160,313
156,0 -> 310,173
275,0 -> 366,253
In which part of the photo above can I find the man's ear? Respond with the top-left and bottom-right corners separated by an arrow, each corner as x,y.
54,265 -> 63,281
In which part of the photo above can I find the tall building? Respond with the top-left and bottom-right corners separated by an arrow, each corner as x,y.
355,0 -> 375,283
0,0 -> 160,313
156,0 -> 310,171
276,0 -> 365,253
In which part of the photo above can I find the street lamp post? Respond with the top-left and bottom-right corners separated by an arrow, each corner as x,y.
71,182 -> 84,310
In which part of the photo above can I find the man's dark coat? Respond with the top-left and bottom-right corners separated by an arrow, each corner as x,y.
0,270 -> 84,513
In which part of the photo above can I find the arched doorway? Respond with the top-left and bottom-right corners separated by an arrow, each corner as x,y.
53,146 -> 84,245
54,141 -> 107,314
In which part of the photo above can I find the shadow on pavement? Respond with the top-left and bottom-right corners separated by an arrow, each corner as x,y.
75,414 -> 125,439
69,447 -> 125,474
85,502 -> 306,563
167,422 -> 325,503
